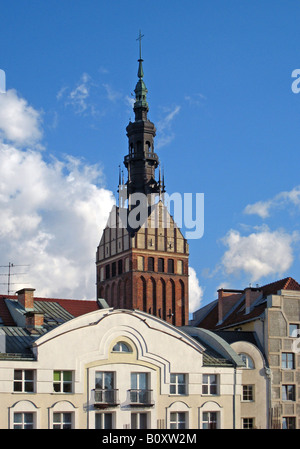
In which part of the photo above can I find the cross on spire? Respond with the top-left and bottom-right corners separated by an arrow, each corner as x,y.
136,30 -> 144,60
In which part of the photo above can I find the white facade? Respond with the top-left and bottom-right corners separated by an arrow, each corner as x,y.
0,308 -> 244,429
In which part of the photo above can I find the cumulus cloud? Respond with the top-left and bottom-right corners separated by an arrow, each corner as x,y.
244,186 -> 300,218
188,266 -> 204,313
0,88 -> 115,299
221,227 -> 298,282
0,89 -> 42,146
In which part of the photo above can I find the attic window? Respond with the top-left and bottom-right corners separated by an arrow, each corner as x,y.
112,342 -> 132,353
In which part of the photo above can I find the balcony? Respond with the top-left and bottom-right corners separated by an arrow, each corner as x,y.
94,389 -> 119,409
128,389 -> 154,407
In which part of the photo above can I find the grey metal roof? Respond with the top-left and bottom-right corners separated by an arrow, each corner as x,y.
33,300 -> 74,328
0,326 -> 46,358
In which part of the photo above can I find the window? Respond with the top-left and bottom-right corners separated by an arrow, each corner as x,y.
170,412 -> 187,429
53,412 -> 72,429
282,353 -> 295,369
202,412 -> 217,429
95,413 -> 113,429
95,372 -> 116,404
170,374 -> 187,395
289,323 -> 300,337
202,374 -> 218,395
130,372 -> 151,404
111,262 -> 116,277
282,417 -> 296,429
14,370 -> 35,393
118,259 -> 123,275
53,371 -> 73,393
242,418 -> 254,429
112,341 -> 132,352
282,385 -> 295,401
148,257 -> 154,271
242,385 -> 254,401
125,258 -> 130,272
239,353 -> 254,369
167,259 -> 174,273
13,412 -> 34,429
131,412 -> 148,429
158,258 -> 164,272
105,264 -> 110,279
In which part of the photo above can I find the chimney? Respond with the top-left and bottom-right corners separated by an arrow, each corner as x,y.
25,311 -> 44,331
245,287 -> 261,314
16,288 -> 35,311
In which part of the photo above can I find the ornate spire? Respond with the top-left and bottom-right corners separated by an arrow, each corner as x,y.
134,30 -> 148,120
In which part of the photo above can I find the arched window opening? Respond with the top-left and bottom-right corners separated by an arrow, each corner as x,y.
112,342 -> 132,353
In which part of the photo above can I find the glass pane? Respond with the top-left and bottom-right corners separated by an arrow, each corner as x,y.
14,370 -> 22,380
104,414 -> 112,429
24,424 -> 34,429
170,374 -> 176,383
177,374 -> 185,384
53,371 -> 61,382
53,413 -> 61,423
25,370 -> 34,380
14,382 -> 22,392
178,413 -> 185,421
25,382 -> 34,393
140,413 -> 147,429
63,371 -> 72,381
95,372 -> 103,389
95,414 -> 102,429
14,413 -> 22,423
131,414 -> 137,429
24,413 -> 33,423
131,373 -> 137,389
139,373 -> 147,390
104,372 -> 114,389
64,413 -> 72,424
53,383 -> 61,392
63,383 -> 72,393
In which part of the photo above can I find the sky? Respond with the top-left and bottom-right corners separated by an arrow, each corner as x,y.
1,1 -> 300,317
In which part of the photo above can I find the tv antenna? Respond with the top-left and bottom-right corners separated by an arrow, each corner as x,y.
0,262 -> 30,295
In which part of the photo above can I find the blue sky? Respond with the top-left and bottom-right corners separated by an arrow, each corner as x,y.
1,1 -> 300,313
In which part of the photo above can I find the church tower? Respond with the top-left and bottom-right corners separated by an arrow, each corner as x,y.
96,35 -> 189,326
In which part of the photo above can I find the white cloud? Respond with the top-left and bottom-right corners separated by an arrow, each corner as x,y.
0,89 -> 42,146
188,266 -> 203,313
156,105 -> 181,148
221,228 -> 298,282
57,73 -> 97,115
0,88 -> 115,299
244,186 -> 300,218
103,83 -> 122,102
0,143 -> 115,299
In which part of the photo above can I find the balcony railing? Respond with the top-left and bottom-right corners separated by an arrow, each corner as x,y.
128,389 -> 154,407
124,152 -> 158,164
94,389 -> 119,408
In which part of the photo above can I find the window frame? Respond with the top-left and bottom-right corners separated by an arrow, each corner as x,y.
170,412 -> 187,430
13,412 -> 35,429
13,369 -> 35,393
242,417 -> 255,429
202,374 -> 218,396
95,412 -> 114,429
242,385 -> 254,402
131,412 -> 149,430
282,384 -> 296,401
52,412 -> 73,429
202,411 -> 218,429
281,352 -> 295,369
169,373 -> 187,395
53,370 -> 73,394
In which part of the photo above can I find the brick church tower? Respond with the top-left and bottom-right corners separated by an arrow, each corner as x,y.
96,38 -> 189,326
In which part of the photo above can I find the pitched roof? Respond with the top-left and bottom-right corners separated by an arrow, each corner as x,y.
193,277 -> 300,330
0,294 -> 101,327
